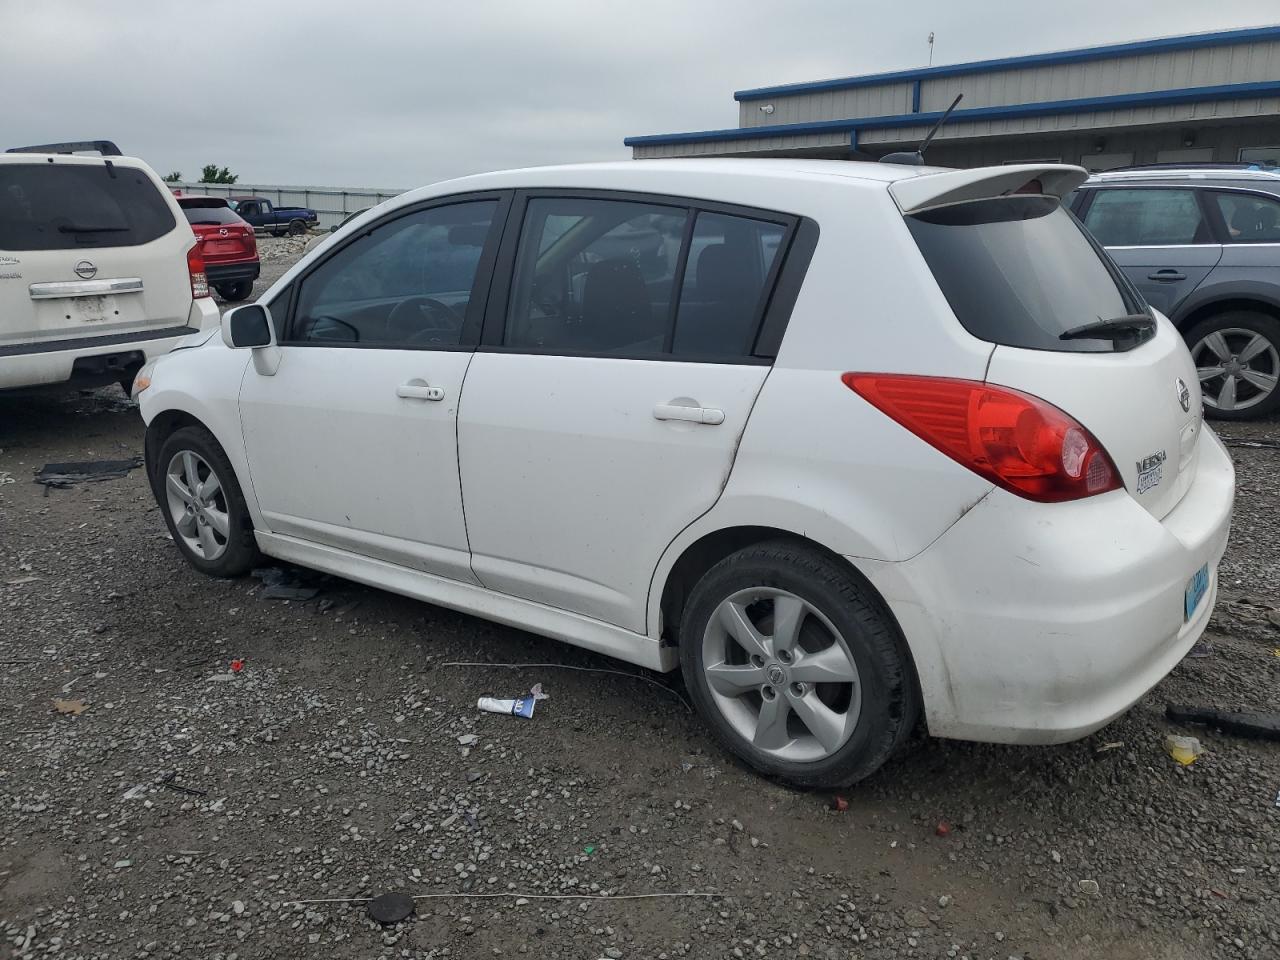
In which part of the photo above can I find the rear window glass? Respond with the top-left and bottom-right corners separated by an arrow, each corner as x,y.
180,204 -> 242,226
906,196 -> 1146,354
0,162 -> 176,250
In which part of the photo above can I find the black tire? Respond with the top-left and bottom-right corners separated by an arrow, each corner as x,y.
1184,310 -> 1280,421
215,280 -> 253,302
679,540 -> 918,788
155,426 -> 260,578
287,219 -> 307,236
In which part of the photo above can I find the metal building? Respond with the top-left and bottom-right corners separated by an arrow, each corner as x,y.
625,26 -> 1280,171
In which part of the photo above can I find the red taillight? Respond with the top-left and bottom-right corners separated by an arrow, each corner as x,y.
842,373 -> 1121,503
187,244 -> 210,298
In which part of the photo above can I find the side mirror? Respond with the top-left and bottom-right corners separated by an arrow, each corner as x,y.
221,303 -> 274,349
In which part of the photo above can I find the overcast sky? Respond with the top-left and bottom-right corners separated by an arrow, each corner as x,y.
3,1 -> 1275,188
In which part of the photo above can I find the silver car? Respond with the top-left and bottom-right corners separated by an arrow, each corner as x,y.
1071,164 -> 1280,420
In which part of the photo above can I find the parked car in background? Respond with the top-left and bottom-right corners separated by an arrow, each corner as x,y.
1070,165 -> 1280,419
177,196 -> 259,302
303,207 -> 370,254
135,160 -> 1234,787
0,140 -> 218,393
228,196 -> 318,237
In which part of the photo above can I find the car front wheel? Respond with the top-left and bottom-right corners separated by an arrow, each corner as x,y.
1186,310 -> 1280,420
156,426 -> 260,577
679,541 -> 918,787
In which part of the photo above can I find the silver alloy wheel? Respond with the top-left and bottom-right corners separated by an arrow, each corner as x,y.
1191,327 -> 1280,412
701,587 -> 862,763
164,450 -> 231,562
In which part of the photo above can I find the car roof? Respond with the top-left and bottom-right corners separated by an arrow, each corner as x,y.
439,158 -> 949,190
0,151 -> 150,169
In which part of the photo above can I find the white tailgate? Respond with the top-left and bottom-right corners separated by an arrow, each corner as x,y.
987,316 -> 1202,520
0,156 -> 194,350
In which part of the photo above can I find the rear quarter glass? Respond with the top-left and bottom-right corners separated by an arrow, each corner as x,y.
1,162 -> 176,250
906,196 -> 1147,353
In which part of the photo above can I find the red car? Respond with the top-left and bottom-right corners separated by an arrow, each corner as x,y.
176,196 -> 260,302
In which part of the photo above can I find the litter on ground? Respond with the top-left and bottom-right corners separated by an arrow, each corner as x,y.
1163,734 -> 1205,766
34,458 -> 144,490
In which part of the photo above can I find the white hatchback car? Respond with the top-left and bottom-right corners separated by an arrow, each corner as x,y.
135,159 -> 1234,786
1,141 -> 219,392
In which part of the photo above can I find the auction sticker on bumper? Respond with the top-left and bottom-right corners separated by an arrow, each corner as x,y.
1184,563 -> 1209,621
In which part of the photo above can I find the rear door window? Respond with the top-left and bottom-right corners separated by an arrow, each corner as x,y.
1212,191 -> 1280,243
504,198 -> 688,355
1081,188 -> 1208,246
0,162 -> 176,250
502,198 -> 791,360
907,196 -> 1147,354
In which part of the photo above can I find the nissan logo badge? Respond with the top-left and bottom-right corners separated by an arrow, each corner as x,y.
1176,378 -> 1191,413
74,260 -> 97,280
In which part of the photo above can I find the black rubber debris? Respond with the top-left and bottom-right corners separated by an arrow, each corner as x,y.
34,458 -> 144,490
367,892 -> 415,924
1166,704 -> 1280,741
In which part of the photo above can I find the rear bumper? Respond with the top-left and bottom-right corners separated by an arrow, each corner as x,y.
857,428 -> 1235,744
0,297 -> 220,391
206,260 -> 260,285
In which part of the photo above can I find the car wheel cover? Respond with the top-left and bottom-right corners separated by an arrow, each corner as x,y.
701,587 -> 862,763
1192,327 -> 1280,411
164,450 -> 231,562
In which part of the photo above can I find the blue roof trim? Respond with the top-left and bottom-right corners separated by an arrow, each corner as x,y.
733,25 -> 1280,101
624,79 -> 1280,148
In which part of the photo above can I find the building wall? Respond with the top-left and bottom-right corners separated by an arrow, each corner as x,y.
915,39 -> 1280,113
735,37 -> 1280,130
633,28 -> 1280,165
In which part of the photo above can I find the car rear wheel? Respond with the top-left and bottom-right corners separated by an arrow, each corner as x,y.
1186,310 -> 1280,420
215,280 -> 254,302
288,219 -> 307,236
679,541 -> 918,787
156,426 -> 260,578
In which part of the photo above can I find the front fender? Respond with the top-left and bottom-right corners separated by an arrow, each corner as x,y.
139,343 -> 261,527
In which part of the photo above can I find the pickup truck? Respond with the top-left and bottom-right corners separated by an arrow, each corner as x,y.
227,196 -> 319,237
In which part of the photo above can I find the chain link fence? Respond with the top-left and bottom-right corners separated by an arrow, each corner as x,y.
168,181 -> 407,230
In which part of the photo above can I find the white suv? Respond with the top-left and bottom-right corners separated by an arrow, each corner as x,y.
135,160 -> 1234,786
1,141 -> 219,393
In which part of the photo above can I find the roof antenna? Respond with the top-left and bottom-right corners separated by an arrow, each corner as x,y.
880,93 -> 963,166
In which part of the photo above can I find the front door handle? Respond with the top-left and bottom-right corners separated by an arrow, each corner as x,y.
653,402 -> 725,425
1147,269 -> 1186,282
397,382 -> 445,401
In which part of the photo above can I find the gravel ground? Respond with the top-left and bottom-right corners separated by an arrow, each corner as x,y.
1,247 -> 1277,959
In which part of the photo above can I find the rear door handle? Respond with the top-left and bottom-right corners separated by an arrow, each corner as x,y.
1147,270 -> 1186,282
397,382 -> 445,401
653,403 -> 725,425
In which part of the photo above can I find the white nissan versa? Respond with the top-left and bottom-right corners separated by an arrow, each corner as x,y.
134,159 -> 1234,786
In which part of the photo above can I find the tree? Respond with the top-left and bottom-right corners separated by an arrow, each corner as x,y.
161,171 -> 182,183
199,164 -> 238,184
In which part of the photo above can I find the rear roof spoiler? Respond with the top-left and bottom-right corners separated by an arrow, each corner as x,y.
6,140 -> 123,157
889,164 -> 1088,215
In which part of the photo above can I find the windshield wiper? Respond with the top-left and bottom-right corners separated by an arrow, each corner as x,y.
57,224 -> 128,233
1059,314 -> 1155,342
